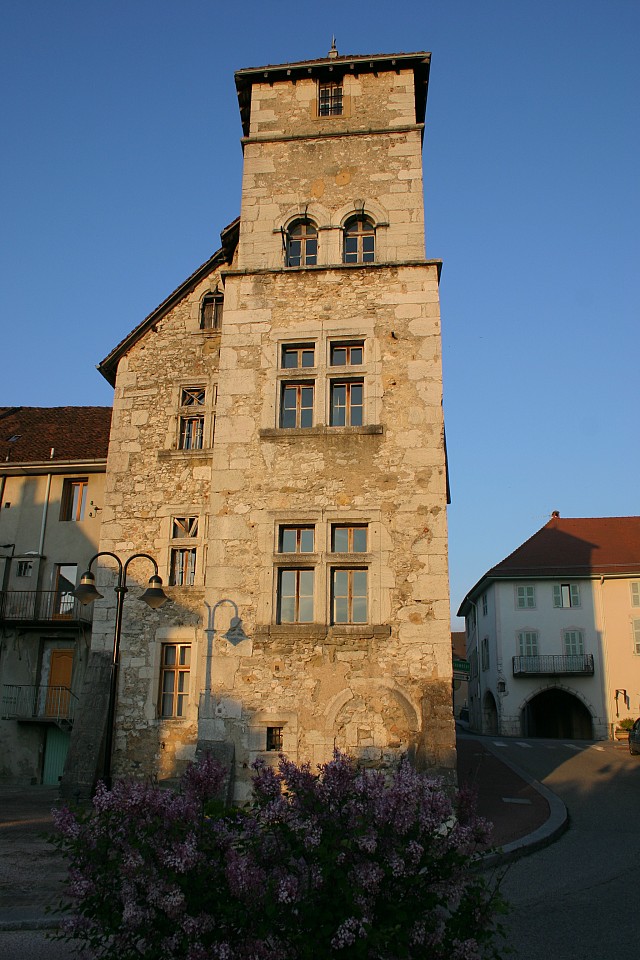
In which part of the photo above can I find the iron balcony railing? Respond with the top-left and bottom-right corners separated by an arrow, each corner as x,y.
0,590 -> 92,624
512,654 -> 595,677
1,684 -> 78,726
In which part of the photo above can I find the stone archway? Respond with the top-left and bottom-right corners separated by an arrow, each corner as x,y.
482,691 -> 499,736
331,686 -> 419,767
522,688 -> 593,739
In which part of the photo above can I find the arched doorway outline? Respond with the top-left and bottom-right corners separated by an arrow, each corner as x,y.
518,683 -> 596,739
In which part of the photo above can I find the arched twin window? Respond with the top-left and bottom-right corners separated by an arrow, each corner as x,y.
343,216 -> 375,264
285,219 -> 318,267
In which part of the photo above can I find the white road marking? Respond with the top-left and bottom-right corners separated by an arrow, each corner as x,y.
516,741 -> 532,748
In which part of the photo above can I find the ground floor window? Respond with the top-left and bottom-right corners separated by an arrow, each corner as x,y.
159,644 -> 191,718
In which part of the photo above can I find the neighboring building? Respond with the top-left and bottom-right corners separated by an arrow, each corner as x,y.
458,513 -> 640,740
451,631 -> 469,722
0,406 -> 110,783
65,47 -> 454,801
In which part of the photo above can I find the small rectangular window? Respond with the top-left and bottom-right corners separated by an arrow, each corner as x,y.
16,560 -> 33,578
332,568 -> 367,624
280,526 -> 315,553
179,416 -> 204,450
318,81 -> 343,116
482,593 -> 488,616
631,583 -> 640,608
266,726 -> 284,751
331,525 -> 367,553
277,568 -> 314,623
633,619 -> 640,655
170,548 -> 196,586
159,644 -> 191,718
282,345 -> 315,369
201,292 -> 223,331
330,380 -> 363,427
172,517 -> 199,538
181,387 -> 206,406
516,585 -> 535,609
60,478 -> 88,521
330,342 -> 363,366
280,383 -> 314,429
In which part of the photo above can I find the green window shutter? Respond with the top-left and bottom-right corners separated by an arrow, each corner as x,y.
553,585 -> 562,607
633,619 -> 640,654
570,584 -> 580,607
631,583 -> 640,607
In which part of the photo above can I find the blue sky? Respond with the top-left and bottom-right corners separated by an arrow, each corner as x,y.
1,1 -> 638,625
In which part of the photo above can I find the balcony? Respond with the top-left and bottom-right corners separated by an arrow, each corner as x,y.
512,654 -> 594,677
0,590 -> 92,626
1,684 -> 78,729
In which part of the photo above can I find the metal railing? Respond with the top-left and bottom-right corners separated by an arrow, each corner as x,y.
1,684 -> 78,725
512,654 -> 594,677
0,590 -> 92,623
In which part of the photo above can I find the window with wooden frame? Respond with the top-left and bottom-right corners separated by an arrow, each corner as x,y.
330,342 -> 363,367
343,216 -> 375,264
279,525 -> 315,553
159,643 -> 191,718
330,380 -> 363,427
282,344 -> 315,369
280,382 -> 314,429
331,568 -> 367,624
277,568 -> 314,623
285,219 -> 318,267
318,81 -> 343,116
331,524 -> 367,553
178,386 -> 206,450
16,560 -> 33,578
60,478 -> 88,521
200,290 -> 223,331
169,547 -> 197,587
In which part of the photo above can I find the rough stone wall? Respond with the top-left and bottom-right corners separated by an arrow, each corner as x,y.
97,57 -> 455,793
238,69 -> 425,271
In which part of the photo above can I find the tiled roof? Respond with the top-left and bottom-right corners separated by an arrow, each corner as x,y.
458,515 -> 640,616
0,407 -> 111,465
489,515 -> 640,577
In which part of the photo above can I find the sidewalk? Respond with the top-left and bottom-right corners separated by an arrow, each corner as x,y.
456,731 -> 568,866
0,736 -> 568,931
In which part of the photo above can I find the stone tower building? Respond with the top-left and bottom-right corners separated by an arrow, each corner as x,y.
72,48 -> 454,800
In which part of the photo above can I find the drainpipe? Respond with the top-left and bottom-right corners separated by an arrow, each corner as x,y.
37,449 -> 55,580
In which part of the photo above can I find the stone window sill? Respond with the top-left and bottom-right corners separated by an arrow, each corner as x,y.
254,624 -> 390,641
158,449 -> 212,462
259,425 -> 383,440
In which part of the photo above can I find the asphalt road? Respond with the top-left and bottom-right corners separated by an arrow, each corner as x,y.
487,737 -> 640,960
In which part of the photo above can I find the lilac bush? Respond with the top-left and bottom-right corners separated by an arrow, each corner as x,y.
52,751 -> 505,959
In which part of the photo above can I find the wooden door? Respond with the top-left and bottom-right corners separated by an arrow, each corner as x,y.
45,649 -> 73,717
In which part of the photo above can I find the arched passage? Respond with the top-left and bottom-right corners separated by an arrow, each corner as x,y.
483,691 -> 498,736
522,688 -> 593,739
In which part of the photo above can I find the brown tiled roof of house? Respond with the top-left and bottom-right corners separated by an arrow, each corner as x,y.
458,514 -> 640,616
489,515 -> 640,578
0,407 -> 111,465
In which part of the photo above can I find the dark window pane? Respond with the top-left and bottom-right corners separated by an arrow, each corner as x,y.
301,349 -> 315,367
300,529 -> 314,552
332,347 -> 347,366
333,527 -> 349,552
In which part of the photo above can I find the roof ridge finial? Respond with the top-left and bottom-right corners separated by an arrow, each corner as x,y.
328,36 -> 338,59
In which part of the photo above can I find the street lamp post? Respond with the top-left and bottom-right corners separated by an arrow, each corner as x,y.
74,551 -> 168,785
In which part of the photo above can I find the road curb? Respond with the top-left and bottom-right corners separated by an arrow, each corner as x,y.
478,740 -> 569,868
